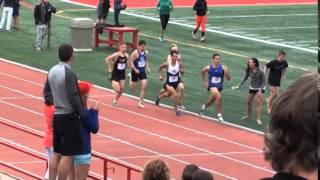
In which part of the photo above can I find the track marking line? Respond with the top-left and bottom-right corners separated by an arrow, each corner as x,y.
0,85 -> 275,176
226,26 -> 317,31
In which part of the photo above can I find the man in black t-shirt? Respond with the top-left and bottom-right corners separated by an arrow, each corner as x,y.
265,50 -> 288,113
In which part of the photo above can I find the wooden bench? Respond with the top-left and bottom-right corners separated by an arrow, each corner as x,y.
95,25 -> 139,49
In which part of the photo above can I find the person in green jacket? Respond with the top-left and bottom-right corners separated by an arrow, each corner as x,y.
156,0 -> 173,42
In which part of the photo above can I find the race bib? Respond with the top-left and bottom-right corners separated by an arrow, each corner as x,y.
169,76 -> 178,83
138,61 -> 145,68
117,63 -> 126,70
211,77 -> 221,84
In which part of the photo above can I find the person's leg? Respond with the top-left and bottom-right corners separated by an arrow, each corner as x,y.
112,80 -> 122,104
57,156 -> 73,180
200,15 -> 207,41
44,147 -> 53,180
266,85 -> 277,113
211,88 -> 222,114
47,22 -> 51,48
40,25 -> 48,49
256,92 -> 263,124
114,9 -> 121,25
130,81 -> 137,94
176,83 -> 184,108
35,25 -> 42,49
166,85 -> 178,110
0,7 -> 8,30
192,15 -> 201,38
49,152 -> 61,180
74,165 -> 90,180
242,92 -> 255,120
5,7 -> 13,31
139,79 -> 148,105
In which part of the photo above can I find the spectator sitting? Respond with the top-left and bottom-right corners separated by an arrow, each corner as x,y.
192,170 -> 213,180
142,158 -> 170,180
261,72 -> 317,180
182,164 -> 199,180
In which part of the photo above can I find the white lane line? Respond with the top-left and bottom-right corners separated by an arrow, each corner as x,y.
61,0 -> 317,54
226,26 -> 317,31
0,86 -> 274,176
171,13 -> 316,20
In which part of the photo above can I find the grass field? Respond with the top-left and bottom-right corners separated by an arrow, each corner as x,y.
0,0 -> 316,131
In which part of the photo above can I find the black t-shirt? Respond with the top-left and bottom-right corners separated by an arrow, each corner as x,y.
266,59 -> 288,83
260,172 -> 307,180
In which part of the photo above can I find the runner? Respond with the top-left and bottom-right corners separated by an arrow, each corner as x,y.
200,53 -> 231,122
129,40 -> 150,108
155,50 -> 184,116
105,44 -> 129,106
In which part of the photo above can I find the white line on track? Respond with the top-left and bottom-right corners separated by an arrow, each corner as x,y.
226,26 -> 317,31
0,85 -> 275,178
171,13 -> 316,20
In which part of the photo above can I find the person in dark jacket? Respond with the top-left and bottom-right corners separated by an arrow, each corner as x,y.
34,0 -> 48,50
0,0 -> 15,31
96,0 -> 110,23
192,0 -> 208,41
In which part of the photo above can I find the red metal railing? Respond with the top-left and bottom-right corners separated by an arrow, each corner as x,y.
0,120 -> 142,180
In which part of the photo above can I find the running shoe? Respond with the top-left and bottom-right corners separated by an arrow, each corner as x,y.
112,99 -> 117,107
178,103 -> 186,110
199,104 -> 206,116
217,113 -> 224,122
241,115 -> 250,120
192,31 -> 197,39
155,96 -> 160,106
176,110 -> 182,116
138,102 -> 145,108
257,119 -> 262,125
200,36 -> 206,42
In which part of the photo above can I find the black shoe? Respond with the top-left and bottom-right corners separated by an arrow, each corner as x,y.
155,96 -> 160,106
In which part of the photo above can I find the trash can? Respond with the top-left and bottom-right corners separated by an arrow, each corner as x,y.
70,18 -> 94,52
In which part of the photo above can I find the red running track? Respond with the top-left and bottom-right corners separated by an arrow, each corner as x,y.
0,58 -> 274,179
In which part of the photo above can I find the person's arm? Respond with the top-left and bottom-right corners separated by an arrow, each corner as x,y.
201,65 -> 210,88
158,62 -> 168,81
65,70 -> 85,117
105,52 -> 118,73
179,58 -> 184,76
43,78 -> 53,105
82,109 -> 99,134
48,3 -> 56,14
259,70 -> 266,90
192,0 -> 198,11
146,51 -> 151,74
233,72 -> 249,89
130,50 -> 139,73
169,0 -> 173,10
264,61 -> 271,83
34,4 -> 39,25
223,65 -> 231,81
281,62 -> 288,80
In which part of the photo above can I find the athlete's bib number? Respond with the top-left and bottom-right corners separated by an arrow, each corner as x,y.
169,76 -> 178,83
211,77 -> 221,84
117,63 -> 126,70
138,61 -> 145,68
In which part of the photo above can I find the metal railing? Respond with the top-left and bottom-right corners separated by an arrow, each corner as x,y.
0,120 -> 142,180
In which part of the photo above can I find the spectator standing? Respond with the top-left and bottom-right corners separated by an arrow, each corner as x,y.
44,44 -> 85,180
0,0 -> 15,32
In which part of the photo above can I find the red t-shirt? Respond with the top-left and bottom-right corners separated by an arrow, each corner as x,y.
43,105 -> 55,148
